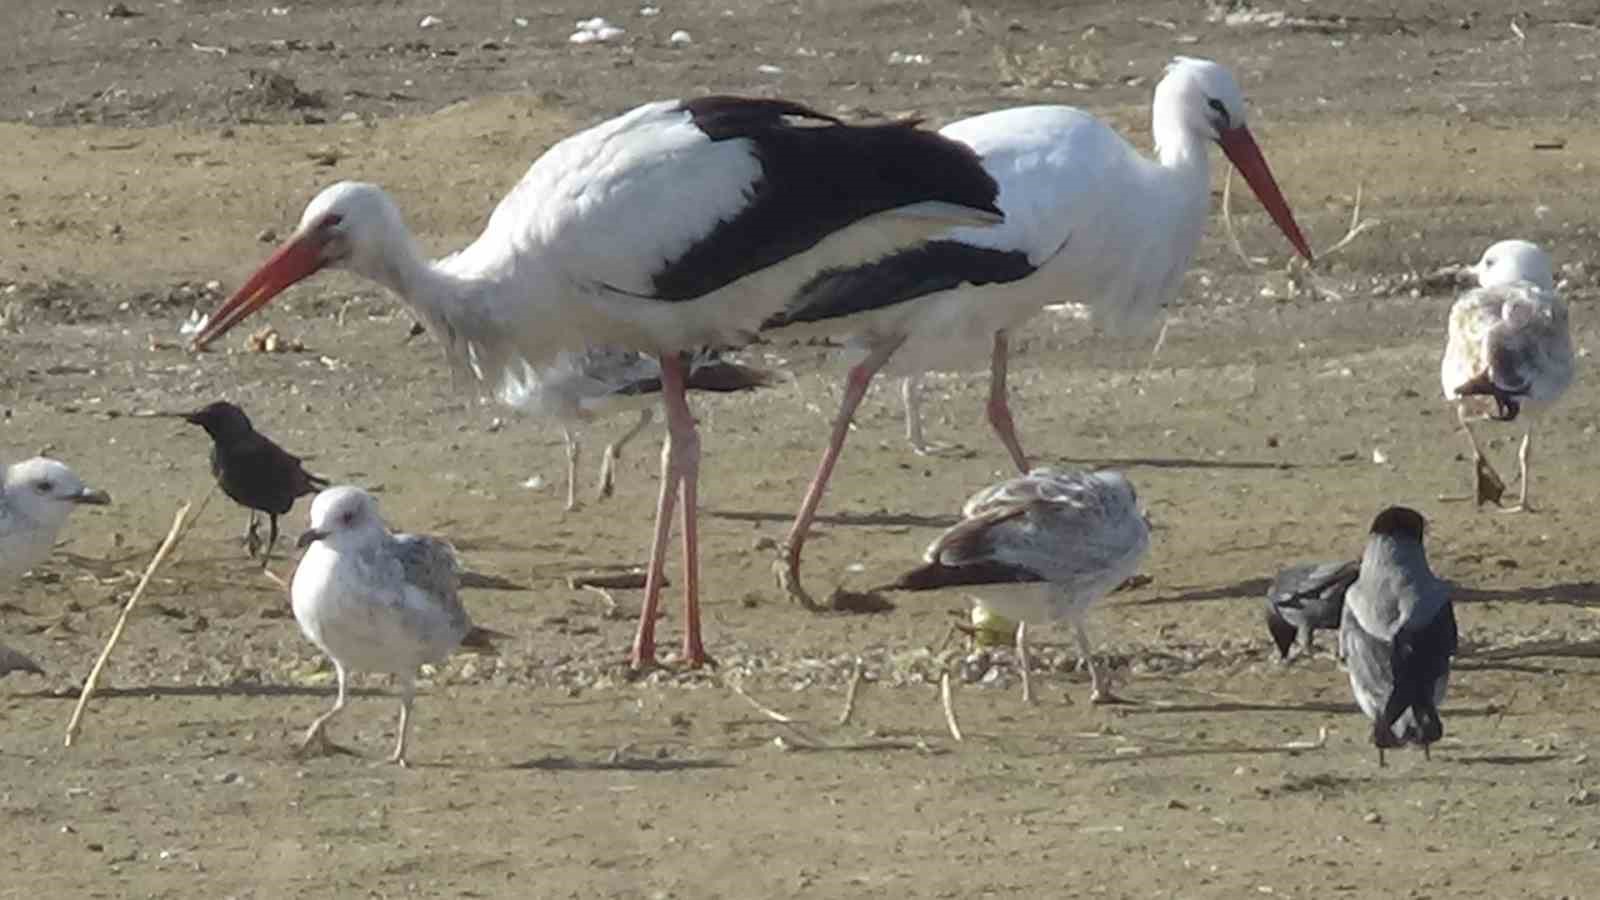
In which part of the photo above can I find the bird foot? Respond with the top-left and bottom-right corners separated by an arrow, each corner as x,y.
771,556 -> 820,611
244,530 -> 263,560
1089,688 -> 1131,705
295,727 -> 357,760
385,750 -> 411,769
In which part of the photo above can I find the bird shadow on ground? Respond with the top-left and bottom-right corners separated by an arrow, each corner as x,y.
707,508 -> 959,529
1455,581 -> 1600,609
459,570 -> 529,591
1128,699 -> 1357,715
1126,577 -> 1273,606
18,683 -> 390,700
1079,742 -> 1327,765
1051,456 -> 1298,472
511,754 -> 732,772
1456,638 -> 1600,670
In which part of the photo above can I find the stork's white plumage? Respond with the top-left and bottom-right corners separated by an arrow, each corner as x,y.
1440,239 -> 1574,512
763,57 -> 1313,605
191,96 -> 1004,670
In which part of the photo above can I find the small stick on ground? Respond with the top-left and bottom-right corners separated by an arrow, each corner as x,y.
1281,726 -> 1329,751
940,670 -> 964,742
1220,169 -> 1267,269
64,501 -> 193,748
837,660 -> 865,726
730,680 -> 823,749
1318,183 -> 1382,259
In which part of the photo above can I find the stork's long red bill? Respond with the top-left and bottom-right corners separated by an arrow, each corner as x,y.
191,231 -> 327,350
1218,126 -> 1314,263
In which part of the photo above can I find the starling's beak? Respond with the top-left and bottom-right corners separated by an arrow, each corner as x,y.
72,487 -> 111,505
296,528 -> 329,549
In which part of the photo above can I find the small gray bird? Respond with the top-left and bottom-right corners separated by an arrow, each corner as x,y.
1339,507 -> 1458,766
1265,559 -> 1358,662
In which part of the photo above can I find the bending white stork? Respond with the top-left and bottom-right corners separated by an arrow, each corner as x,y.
498,347 -> 779,511
189,97 -> 1004,670
1440,239 -> 1574,512
762,57 -> 1313,607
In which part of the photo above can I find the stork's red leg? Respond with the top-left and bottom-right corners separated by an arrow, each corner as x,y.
658,356 -> 710,667
629,360 -> 691,670
777,339 -> 903,609
986,330 -> 1030,474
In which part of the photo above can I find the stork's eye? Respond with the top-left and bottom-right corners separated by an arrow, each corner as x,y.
34,480 -> 53,494
1206,98 -> 1230,126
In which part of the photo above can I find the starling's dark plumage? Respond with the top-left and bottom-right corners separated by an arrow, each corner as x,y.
182,401 -> 328,564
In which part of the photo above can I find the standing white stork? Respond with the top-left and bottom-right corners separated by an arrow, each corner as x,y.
499,347 -> 780,511
762,57 -> 1314,606
190,97 -> 1004,670
1439,239 -> 1574,512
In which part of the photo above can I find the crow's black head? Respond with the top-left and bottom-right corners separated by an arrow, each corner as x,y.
183,401 -> 255,441
1369,506 -> 1425,542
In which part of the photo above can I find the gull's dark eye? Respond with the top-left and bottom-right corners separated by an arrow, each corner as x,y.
1206,98 -> 1230,126
341,511 -> 356,525
34,480 -> 53,494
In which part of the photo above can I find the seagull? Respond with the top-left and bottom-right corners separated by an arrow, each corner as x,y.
291,485 -> 506,767
188,96 -> 1004,671
764,56 -> 1313,606
879,468 -> 1150,703
1440,239 -> 1574,512
499,347 -> 779,511
172,401 -> 328,566
1264,559 -> 1358,662
1340,506 -> 1458,767
1,457 -> 110,676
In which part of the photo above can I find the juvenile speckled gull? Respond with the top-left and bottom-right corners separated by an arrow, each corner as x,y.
498,347 -> 778,511
880,467 -> 1150,703
1,457 -> 110,676
291,486 -> 506,766
1440,239 -> 1574,512
1339,507 -> 1458,767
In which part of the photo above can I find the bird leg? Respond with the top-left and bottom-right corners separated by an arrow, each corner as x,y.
1499,426 -> 1535,514
775,339 -> 903,610
561,426 -> 581,512
986,331 -> 1030,474
902,373 -> 926,452
1073,615 -> 1124,704
630,356 -> 711,670
243,510 -> 262,559
1016,620 -> 1035,704
298,660 -> 352,757
261,514 -> 281,568
598,408 -> 654,501
389,673 -> 415,768
1439,405 -> 1506,506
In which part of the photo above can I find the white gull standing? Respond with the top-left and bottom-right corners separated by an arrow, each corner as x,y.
1440,239 -> 1574,512
189,96 -> 1005,670
763,57 -> 1313,606
879,467 -> 1150,703
291,485 -> 506,766
1,458 -> 110,676
499,347 -> 778,511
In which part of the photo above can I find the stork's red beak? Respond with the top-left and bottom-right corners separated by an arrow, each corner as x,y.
191,230 -> 328,350
1218,126 -> 1314,263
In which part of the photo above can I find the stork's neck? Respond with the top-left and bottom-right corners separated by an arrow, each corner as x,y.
355,225 -> 484,326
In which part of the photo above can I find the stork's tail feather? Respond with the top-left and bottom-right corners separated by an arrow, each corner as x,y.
684,360 -> 785,393
458,626 -> 510,655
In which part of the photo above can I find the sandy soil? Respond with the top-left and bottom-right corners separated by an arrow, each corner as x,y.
4,1 -> 1600,897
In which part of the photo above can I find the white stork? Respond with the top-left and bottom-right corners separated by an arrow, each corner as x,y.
190,97 -> 1004,670
761,57 -> 1314,606
1440,240 -> 1574,511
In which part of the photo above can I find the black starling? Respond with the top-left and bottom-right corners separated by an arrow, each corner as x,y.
178,401 -> 328,566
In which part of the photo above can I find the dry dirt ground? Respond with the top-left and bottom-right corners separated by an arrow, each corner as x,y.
4,0 -> 1600,897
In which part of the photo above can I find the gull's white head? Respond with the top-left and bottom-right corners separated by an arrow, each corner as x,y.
1471,239 -> 1554,291
2,457 -> 111,527
297,485 -> 386,552
1157,57 -> 1249,143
